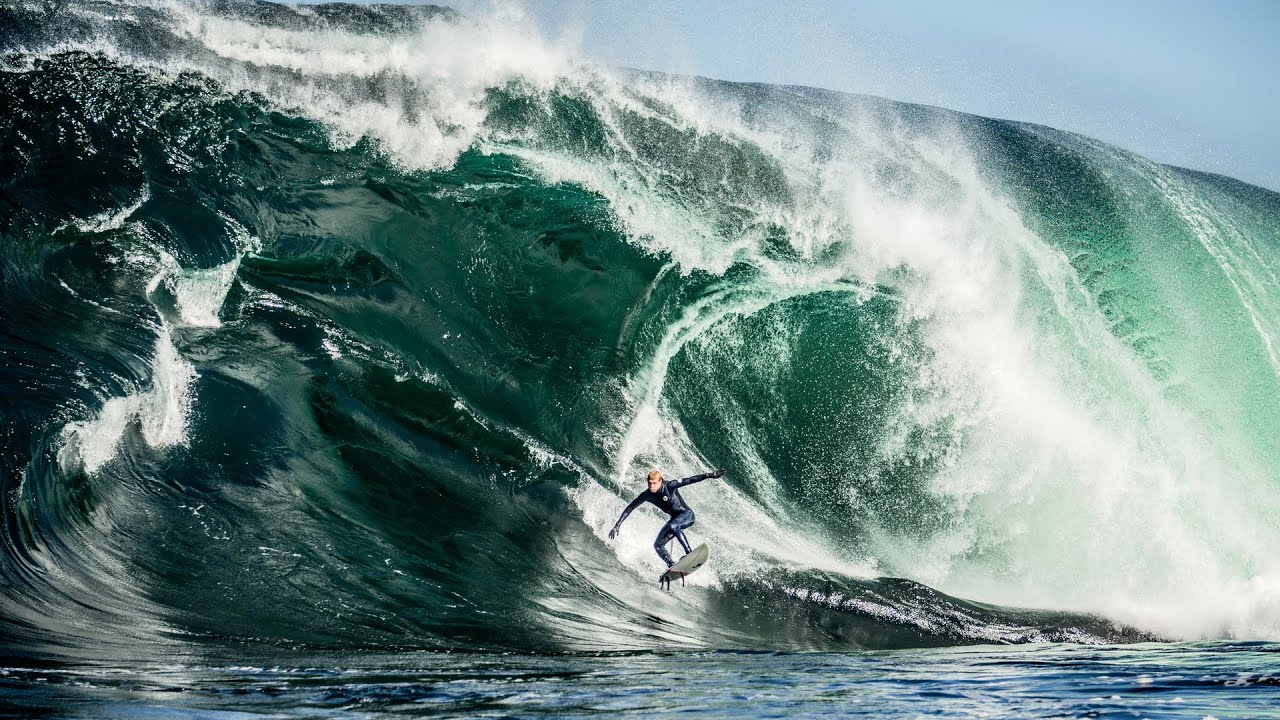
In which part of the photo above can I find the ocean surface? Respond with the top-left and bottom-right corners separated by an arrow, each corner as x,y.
2,644 -> 1278,718
3,1 -> 1280,716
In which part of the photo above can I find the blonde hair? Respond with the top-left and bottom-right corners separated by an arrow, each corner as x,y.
647,470 -> 663,482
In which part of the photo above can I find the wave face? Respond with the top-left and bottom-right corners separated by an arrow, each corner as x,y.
3,0 -> 1280,656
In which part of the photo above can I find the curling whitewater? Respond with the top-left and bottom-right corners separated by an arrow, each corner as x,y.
2,0 -> 1280,667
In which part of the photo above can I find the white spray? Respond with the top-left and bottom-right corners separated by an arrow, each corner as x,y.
67,0 -> 1280,640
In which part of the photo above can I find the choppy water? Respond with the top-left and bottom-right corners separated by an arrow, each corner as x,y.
4,644 -> 1278,718
3,1 -> 1280,716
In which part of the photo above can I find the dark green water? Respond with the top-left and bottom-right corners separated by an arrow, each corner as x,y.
3,1 -> 1280,715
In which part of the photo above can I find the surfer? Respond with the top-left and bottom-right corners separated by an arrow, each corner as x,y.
608,469 -> 725,567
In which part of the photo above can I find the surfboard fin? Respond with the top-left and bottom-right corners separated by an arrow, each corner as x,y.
658,573 -> 688,591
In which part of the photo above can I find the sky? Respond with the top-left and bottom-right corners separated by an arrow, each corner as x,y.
498,0 -> 1279,192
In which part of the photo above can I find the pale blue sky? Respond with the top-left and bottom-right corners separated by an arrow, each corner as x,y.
506,0 -> 1277,192
310,0 -> 1276,190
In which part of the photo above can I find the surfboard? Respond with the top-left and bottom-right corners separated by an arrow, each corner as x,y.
658,543 -> 708,589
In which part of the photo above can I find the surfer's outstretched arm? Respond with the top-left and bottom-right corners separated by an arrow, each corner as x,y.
670,469 -> 725,488
608,495 -> 645,539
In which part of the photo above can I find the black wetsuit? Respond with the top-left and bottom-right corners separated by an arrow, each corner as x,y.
613,473 -> 717,566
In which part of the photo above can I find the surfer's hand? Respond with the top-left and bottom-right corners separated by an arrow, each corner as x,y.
710,468 -> 725,478
608,526 -> 618,540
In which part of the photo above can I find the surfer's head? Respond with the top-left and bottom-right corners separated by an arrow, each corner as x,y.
647,470 -> 663,492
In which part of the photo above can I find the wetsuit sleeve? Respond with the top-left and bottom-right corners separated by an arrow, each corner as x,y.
613,494 -> 646,528
670,472 -> 715,488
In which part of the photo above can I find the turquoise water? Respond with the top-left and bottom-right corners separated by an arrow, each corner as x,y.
2,1 -> 1280,716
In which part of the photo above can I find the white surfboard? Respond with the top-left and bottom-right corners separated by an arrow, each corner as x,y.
658,543 -> 708,589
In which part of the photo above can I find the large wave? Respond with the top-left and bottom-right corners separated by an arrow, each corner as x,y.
3,0 -> 1278,657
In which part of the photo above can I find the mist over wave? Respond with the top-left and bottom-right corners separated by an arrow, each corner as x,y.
3,0 -> 1280,658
